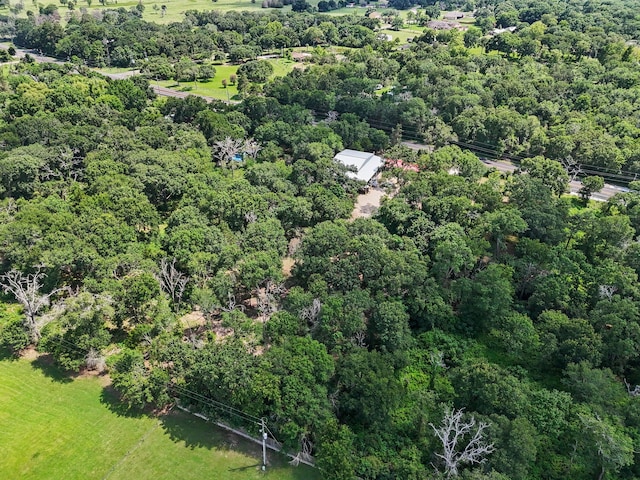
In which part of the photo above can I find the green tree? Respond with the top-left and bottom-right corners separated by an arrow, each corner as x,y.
579,176 -> 605,203
0,317 -> 30,355
464,27 -> 483,48
518,157 -> 569,197
578,410 -> 634,480
117,271 -> 162,326
39,292 -> 112,371
108,348 -> 170,409
476,208 -> 527,257
537,310 -> 602,370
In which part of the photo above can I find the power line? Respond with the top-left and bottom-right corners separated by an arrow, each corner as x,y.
170,384 -> 263,425
311,108 -> 640,184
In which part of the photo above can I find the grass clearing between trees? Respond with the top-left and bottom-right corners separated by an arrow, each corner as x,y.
155,58 -> 297,101
0,356 -> 318,480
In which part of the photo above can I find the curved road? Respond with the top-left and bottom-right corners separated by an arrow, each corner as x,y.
0,43 -> 214,101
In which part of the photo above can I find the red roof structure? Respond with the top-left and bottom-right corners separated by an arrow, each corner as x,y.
385,158 -> 420,172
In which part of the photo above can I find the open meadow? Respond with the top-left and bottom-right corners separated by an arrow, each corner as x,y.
0,0 -> 366,24
151,57 -> 297,100
0,356 -> 319,480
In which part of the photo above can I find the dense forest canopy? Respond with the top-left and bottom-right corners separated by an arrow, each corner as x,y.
2,0 -> 640,479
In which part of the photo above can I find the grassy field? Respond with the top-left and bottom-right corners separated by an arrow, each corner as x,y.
153,58 -> 297,101
0,356 -> 319,480
378,28 -> 422,43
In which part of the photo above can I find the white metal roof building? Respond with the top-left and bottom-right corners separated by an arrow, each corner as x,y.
334,149 -> 384,183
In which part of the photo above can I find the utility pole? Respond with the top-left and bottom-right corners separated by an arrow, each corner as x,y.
261,418 -> 267,471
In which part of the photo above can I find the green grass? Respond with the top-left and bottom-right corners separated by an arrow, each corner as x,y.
0,357 -> 319,480
95,66 -> 135,74
154,58 -> 296,101
0,0 -> 380,24
378,28 -> 421,43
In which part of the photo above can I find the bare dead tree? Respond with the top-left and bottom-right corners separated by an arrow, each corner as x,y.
300,298 -> 322,330
352,330 -> 367,348
624,378 -> 640,397
328,388 -> 340,411
85,348 -> 106,372
244,211 -> 258,224
157,258 -> 189,311
430,350 -> 447,371
266,281 -> 286,296
0,267 -> 66,343
0,198 -> 17,219
598,285 -> 617,301
562,156 -> 582,182
428,350 -> 447,389
257,291 -> 276,321
289,435 -> 314,466
430,408 -> 495,477
243,137 -> 262,159
220,291 -> 245,313
213,137 -> 244,168
325,110 -> 339,123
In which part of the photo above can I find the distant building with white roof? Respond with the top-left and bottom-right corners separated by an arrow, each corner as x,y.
334,149 -> 384,183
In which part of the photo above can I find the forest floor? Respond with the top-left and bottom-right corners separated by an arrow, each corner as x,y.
0,355 -> 319,480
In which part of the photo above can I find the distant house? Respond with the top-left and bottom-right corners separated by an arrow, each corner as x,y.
490,26 -> 518,35
368,11 -> 382,19
334,149 -> 384,183
444,11 -> 465,19
427,20 -> 461,30
291,52 -> 312,61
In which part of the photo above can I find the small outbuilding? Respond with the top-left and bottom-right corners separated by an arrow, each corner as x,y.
444,11 -> 465,20
427,20 -> 461,30
334,149 -> 384,183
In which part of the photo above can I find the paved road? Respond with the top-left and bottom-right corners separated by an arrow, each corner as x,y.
0,42 -> 64,64
0,44 -> 218,102
404,144 -> 628,202
480,158 -> 629,202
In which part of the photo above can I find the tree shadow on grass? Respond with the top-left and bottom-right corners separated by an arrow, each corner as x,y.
30,354 -> 72,383
0,346 -> 20,361
159,410 -> 318,478
99,385 -> 148,419
159,410 -> 237,450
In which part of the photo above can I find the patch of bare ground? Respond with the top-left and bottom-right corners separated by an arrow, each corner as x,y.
179,310 -> 206,329
282,257 -> 295,277
351,187 -> 387,220
20,345 -> 39,360
282,237 -> 301,278
75,368 -> 112,386
182,310 -> 235,343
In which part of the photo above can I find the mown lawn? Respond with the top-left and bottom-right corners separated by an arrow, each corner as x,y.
0,356 -> 319,480
156,58 -> 296,101
0,0 -> 380,24
378,28 -> 421,43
